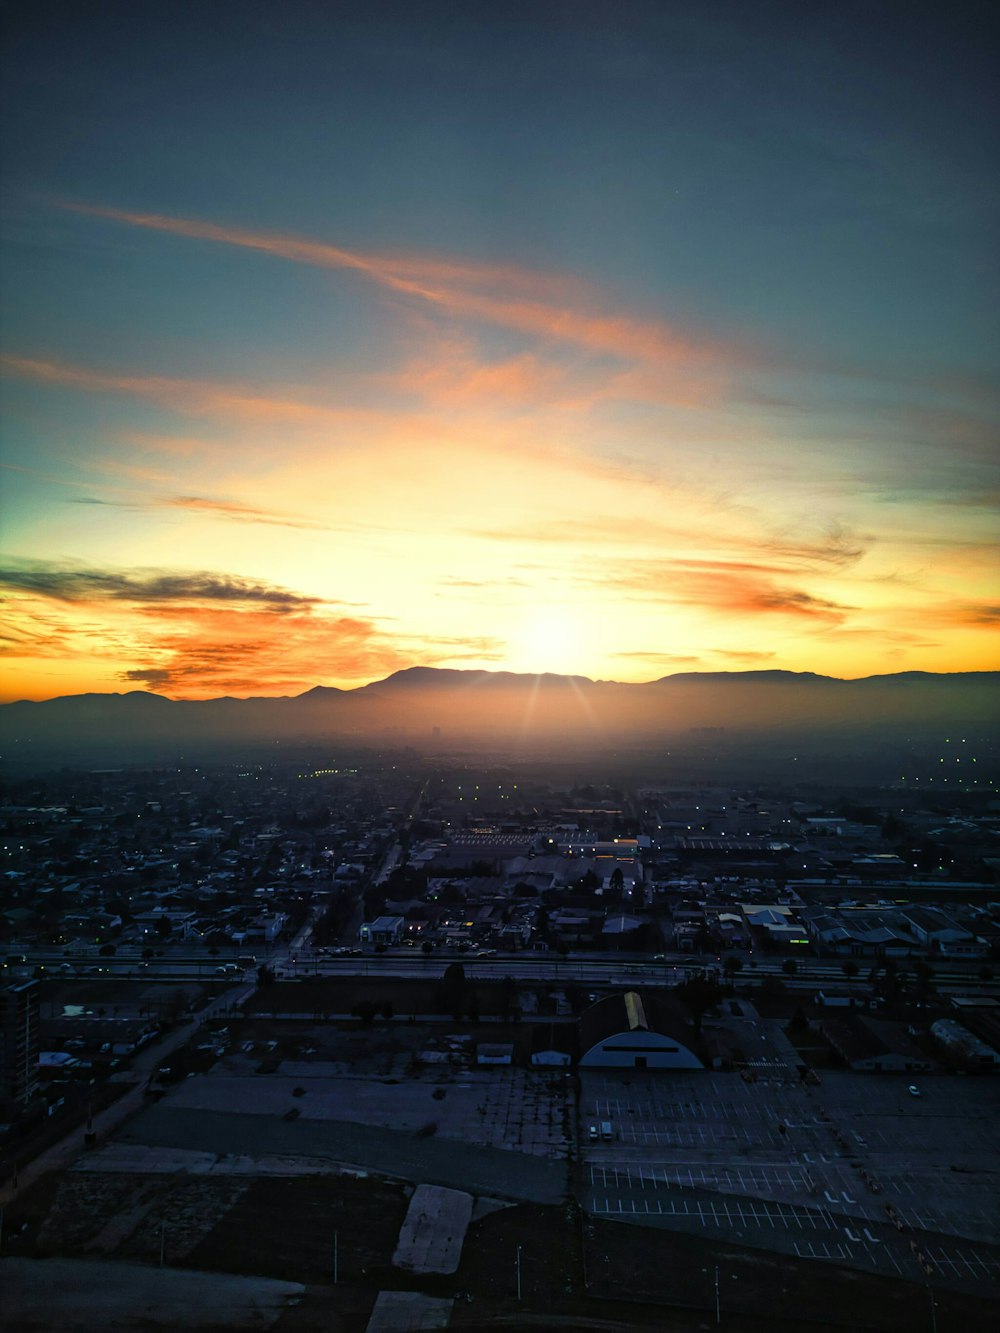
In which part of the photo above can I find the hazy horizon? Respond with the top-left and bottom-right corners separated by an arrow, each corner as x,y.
4,660 -> 1000,707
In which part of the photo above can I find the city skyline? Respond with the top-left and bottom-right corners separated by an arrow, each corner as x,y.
1,2 -> 997,702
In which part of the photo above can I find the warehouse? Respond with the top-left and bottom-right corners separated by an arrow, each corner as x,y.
579,991 -> 702,1069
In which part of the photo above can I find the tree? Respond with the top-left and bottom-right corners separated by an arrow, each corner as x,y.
675,971 -> 723,1035
782,959 -> 799,977
352,1000 -> 379,1026
499,975 -> 517,1021
438,961 -> 467,1019
421,940 -> 434,955
912,959 -> 935,1003
154,916 -> 171,939
609,867 -> 624,898
722,956 -> 743,989
841,959 -> 860,979
256,964 -> 276,988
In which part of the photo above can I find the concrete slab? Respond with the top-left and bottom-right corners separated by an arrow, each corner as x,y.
73,1144 -> 218,1174
366,1291 -> 453,1332
0,1258 -> 302,1331
393,1183 -> 473,1274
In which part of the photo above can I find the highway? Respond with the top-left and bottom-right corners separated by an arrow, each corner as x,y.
10,945 -> 998,999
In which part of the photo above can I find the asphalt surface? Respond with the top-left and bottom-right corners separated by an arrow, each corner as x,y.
119,1103 -> 568,1204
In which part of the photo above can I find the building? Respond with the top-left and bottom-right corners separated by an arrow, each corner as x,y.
817,1014 -> 933,1072
1,979 -> 40,1117
930,1019 -> 1000,1071
359,914 -> 405,946
578,992 -> 702,1070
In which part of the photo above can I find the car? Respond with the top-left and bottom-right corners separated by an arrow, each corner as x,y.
283,1107 -> 300,1121
908,1084 -> 921,1097
588,1124 -> 599,1140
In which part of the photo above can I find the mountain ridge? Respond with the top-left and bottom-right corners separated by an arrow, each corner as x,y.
5,665 -> 998,708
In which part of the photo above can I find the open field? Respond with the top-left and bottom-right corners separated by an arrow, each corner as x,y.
6,1176 -> 999,1333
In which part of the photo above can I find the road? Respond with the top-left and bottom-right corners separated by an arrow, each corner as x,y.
22,947 -> 997,998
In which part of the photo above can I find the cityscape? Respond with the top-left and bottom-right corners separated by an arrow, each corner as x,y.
2,735 -> 999,1329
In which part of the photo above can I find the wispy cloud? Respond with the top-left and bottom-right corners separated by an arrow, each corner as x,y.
71,494 -> 330,531
63,202 -> 738,382
577,558 -> 855,624
714,649 -> 778,662
0,561 -> 321,610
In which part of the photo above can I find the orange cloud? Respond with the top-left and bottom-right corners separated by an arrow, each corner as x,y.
0,559 -> 506,698
577,558 -> 854,624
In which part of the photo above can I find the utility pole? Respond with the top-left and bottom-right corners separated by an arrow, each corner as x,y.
714,1265 -> 721,1325
516,1244 -> 522,1301
928,1285 -> 938,1333
159,1221 -> 166,1267
333,1231 -> 338,1284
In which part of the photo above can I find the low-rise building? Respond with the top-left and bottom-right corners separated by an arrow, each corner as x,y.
359,914 -> 405,946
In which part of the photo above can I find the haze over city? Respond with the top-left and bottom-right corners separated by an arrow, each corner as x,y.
1,1 -> 997,705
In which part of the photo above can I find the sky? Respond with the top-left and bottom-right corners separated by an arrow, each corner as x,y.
1,0 -> 997,702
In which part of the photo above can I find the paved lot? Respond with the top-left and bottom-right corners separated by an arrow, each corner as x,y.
167,1064 -> 571,1158
118,1104 -> 567,1203
579,1069 -> 1000,1296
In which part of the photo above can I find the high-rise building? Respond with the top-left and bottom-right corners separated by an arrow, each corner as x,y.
0,979 -> 40,1118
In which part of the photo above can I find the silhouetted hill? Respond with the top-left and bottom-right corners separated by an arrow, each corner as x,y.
1,668 -> 997,770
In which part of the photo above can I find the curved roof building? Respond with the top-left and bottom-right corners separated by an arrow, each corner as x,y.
579,991 -> 703,1069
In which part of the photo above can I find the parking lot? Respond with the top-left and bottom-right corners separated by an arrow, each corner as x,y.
579,1069 -> 1000,1296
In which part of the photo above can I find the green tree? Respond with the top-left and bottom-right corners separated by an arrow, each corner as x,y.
782,958 -> 799,977
841,959 -> 860,979
722,956 -> 743,989
609,867 -> 625,898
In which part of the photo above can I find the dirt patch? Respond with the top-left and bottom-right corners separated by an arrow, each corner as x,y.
186,1173 -> 411,1287
33,1171 -> 252,1262
585,1215 -> 1000,1332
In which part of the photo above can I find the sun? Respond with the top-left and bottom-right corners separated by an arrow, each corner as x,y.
510,607 -> 590,676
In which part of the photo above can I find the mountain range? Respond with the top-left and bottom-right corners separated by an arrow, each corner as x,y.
1,668 -> 997,769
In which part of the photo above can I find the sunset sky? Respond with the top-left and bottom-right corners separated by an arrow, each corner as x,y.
1,1 -> 997,702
